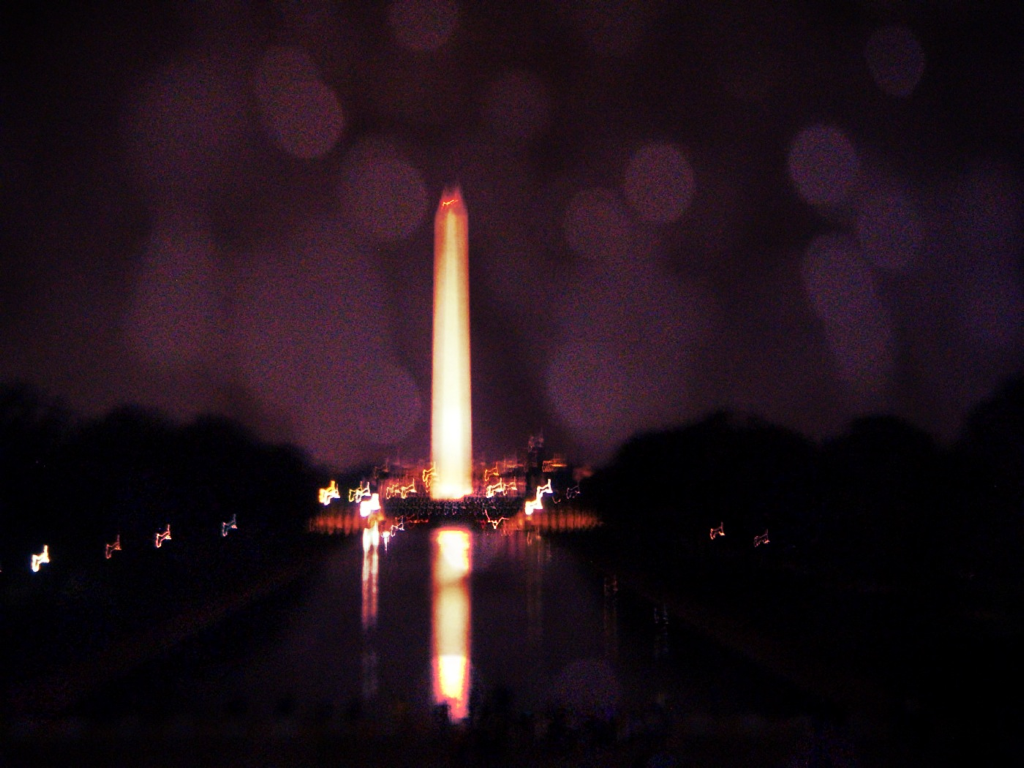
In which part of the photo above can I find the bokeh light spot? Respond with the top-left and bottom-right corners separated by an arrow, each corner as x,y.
865,25 -> 925,99
482,70 -> 551,141
563,188 -> 634,262
254,46 -> 344,160
389,0 -> 458,52
787,125 -> 859,207
125,213 -> 220,373
855,184 -> 922,272
802,235 -> 892,398
566,0 -> 649,57
340,139 -> 428,242
623,143 -> 696,223
353,361 -> 422,445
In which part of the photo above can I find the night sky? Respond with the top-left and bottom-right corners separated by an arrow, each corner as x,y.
2,0 -> 1022,470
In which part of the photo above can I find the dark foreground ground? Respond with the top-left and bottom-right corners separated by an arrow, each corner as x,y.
4,526 -> 1021,767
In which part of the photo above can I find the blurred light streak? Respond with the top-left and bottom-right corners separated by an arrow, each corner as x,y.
349,481 -> 371,503
485,478 -> 509,497
754,530 -> 770,547
319,480 -> 340,506
221,514 -> 238,537
710,522 -> 725,540
105,535 -> 121,559
432,528 -> 471,720
482,510 -> 507,530
422,463 -> 436,492
31,545 -> 50,573
154,524 -> 172,548
386,481 -> 417,499
524,479 -> 552,516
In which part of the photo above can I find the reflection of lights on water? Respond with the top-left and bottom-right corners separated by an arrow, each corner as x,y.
482,510 -> 507,530
221,514 -> 238,537
525,479 -> 552,516
31,544 -> 50,573
154,524 -> 172,548
105,535 -> 121,559
359,492 -> 381,518
432,529 -> 471,720
710,522 -> 725,540
754,529 -> 770,547
348,481 -> 371,503
362,522 -> 379,631
319,480 -> 340,506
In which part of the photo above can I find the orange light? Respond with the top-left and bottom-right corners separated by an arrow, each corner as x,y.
754,529 -> 770,547
221,514 -> 238,537
348,481 -> 371,503
319,480 -> 340,506
105,535 -> 121,559
154,524 -> 172,548
710,522 -> 725,540
431,188 -> 473,499
432,529 -> 471,719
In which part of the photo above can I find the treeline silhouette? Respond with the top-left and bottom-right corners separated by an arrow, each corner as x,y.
584,374 -> 1024,595
0,381 -> 321,587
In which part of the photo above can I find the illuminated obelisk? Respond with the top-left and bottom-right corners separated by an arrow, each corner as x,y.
431,187 -> 473,499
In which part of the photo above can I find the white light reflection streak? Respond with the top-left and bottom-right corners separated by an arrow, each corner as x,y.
432,528 -> 471,720
361,521 -> 380,701
362,522 -> 379,630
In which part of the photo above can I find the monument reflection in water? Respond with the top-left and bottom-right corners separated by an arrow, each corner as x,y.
432,528 -> 472,719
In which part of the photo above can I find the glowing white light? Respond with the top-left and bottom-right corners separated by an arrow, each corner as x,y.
105,535 -> 121,559
349,481 -> 371,503
432,529 -> 471,720
221,514 -> 238,537
154,524 -> 172,548
431,188 -> 474,500
359,492 -> 381,518
31,545 -> 50,573
319,480 -> 340,506
754,530 -> 770,547
710,522 -> 725,540
525,479 -> 553,516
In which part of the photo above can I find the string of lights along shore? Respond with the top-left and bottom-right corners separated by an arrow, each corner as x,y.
431,187 -> 473,500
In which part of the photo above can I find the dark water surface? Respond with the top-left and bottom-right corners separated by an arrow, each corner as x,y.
15,528 -> 874,765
